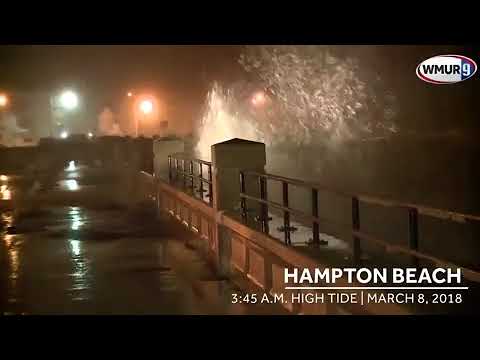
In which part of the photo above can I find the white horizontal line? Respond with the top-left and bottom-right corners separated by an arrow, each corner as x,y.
285,287 -> 469,290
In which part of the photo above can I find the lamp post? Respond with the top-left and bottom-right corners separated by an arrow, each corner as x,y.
126,92 -> 157,137
50,90 -> 79,138
138,99 -> 153,137
0,93 -> 8,124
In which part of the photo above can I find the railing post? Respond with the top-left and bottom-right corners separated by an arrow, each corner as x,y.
259,176 -> 269,234
175,158 -> 179,183
310,188 -> 322,246
240,171 -> 247,223
199,163 -> 204,201
408,208 -> 419,267
352,197 -> 361,266
168,155 -> 172,183
207,164 -> 213,207
283,181 -> 291,245
311,188 -> 327,246
182,159 -> 187,190
211,138 -> 267,277
189,160 -> 194,194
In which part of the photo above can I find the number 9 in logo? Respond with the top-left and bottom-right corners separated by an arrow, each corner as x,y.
462,63 -> 471,77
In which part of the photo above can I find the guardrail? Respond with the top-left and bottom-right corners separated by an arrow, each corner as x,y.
239,170 -> 480,283
168,153 -> 213,206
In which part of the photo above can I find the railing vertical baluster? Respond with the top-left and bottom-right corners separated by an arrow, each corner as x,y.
240,171 -> 247,223
352,197 -> 361,266
408,208 -> 419,267
208,164 -> 213,207
311,188 -> 320,245
259,176 -> 269,234
189,160 -> 194,194
311,188 -> 328,246
199,163 -> 204,201
168,155 -> 172,183
283,181 -> 291,245
175,158 -> 179,183
182,159 -> 186,189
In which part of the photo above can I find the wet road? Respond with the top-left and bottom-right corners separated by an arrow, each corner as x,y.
0,163 -> 287,315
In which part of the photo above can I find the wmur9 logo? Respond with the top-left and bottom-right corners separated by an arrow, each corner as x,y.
416,55 -> 477,84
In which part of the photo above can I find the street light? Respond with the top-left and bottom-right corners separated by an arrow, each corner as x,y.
59,90 -> 79,110
139,100 -> 153,114
135,98 -> 155,137
50,89 -> 79,138
127,93 -> 157,137
0,93 -> 8,108
0,94 -> 8,129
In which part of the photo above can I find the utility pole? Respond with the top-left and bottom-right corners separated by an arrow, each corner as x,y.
49,95 -> 55,138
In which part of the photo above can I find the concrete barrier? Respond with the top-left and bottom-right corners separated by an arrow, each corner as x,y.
151,137 -> 480,314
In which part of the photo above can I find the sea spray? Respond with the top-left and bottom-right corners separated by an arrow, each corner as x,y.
195,46 -> 399,160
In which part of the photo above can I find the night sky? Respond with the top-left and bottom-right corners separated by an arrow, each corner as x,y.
1,45 -> 479,139
0,45 -> 243,136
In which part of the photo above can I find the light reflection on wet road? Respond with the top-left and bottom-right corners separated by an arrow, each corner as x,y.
0,164 -> 287,315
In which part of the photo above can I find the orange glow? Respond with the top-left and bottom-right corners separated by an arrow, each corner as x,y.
127,92 -> 133,97
251,91 -> 266,106
0,94 -> 8,107
133,95 -> 158,136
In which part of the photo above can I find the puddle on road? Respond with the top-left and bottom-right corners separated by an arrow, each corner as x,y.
67,237 -> 92,301
67,206 -> 84,230
1,184 -> 12,200
58,179 -> 80,191
66,161 -> 77,172
65,206 -> 92,301
1,175 -> 12,201
44,206 -> 138,242
1,168 -> 281,314
1,206 -> 94,306
1,212 -> 23,306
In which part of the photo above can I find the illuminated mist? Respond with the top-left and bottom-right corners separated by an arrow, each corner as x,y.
0,113 -> 28,147
98,107 -> 124,136
195,45 -> 399,160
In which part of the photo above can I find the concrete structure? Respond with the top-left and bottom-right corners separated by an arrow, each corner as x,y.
152,138 -> 416,314
211,139 -> 266,276
4,135 -> 478,314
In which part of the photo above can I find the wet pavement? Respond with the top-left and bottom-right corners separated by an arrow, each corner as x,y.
0,162 -> 287,315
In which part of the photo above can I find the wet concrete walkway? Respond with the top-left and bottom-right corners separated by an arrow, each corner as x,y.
0,164 -> 287,315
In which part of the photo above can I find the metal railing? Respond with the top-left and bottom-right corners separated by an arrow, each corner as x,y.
239,170 -> 480,283
168,153 -> 213,206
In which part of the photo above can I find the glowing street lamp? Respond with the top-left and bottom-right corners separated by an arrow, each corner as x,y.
59,90 -> 79,110
139,100 -> 153,114
127,92 -> 133,97
135,98 -> 155,137
50,89 -> 80,138
0,93 -> 8,108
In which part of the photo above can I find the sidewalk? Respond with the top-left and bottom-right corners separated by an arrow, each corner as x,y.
0,165 -> 287,315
